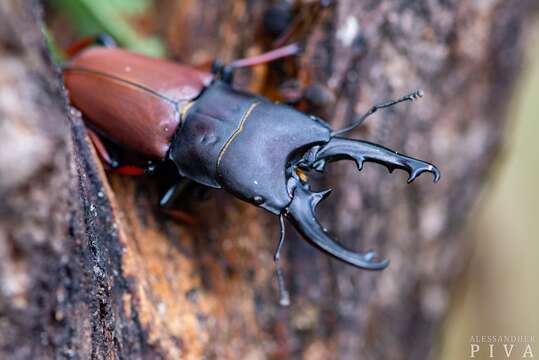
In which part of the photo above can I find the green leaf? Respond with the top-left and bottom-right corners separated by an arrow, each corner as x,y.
50,0 -> 165,57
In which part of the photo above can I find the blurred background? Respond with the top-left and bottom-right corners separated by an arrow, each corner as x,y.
440,21 -> 539,359
45,1 -> 539,358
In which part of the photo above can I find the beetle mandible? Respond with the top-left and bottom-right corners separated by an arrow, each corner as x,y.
62,35 -> 440,303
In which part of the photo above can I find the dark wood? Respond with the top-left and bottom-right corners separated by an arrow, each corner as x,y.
0,0 -> 537,359
64,47 -> 212,159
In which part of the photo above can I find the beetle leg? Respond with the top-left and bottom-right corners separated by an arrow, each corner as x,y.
212,42 -> 301,83
87,128 -> 151,176
274,214 -> 290,306
64,33 -> 117,58
87,128 -> 118,168
286,180 -> 387,270
160,181 -> 197,225
230,43 -> 301,68
95,33 -> 117,48
311,137 -> 441,183
212,43 -> 302,84
109,166 -> 147,176
271,0 -> 333,48
161,209 -> 197,225
159,180 -> 192,209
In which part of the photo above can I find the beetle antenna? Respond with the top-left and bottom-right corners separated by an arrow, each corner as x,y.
332,90 -> 424,136
274,214 -> 290,306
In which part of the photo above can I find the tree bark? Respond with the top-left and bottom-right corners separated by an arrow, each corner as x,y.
0,0 -> 536,359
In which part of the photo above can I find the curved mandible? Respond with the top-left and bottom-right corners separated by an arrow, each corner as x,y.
286,182 -> 389,270
311,137 -> 441,183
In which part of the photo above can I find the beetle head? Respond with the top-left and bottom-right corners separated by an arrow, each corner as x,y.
209,96 -> 391,270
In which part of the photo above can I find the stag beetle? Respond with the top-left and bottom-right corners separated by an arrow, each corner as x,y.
63,35 -> 440,304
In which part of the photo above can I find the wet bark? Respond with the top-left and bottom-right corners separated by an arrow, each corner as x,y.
0,0 -> 537,359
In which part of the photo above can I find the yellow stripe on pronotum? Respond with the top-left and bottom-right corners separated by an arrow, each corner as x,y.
179,100 -> 195,125
216,101 -> 259,174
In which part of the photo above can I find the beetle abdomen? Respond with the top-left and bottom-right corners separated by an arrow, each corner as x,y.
64,47 -> 212,159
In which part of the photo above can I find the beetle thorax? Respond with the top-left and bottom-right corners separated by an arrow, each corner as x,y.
169,81 -> 331,214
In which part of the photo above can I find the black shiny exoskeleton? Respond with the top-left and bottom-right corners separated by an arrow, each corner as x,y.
170,76 -> 440,273
64,35 -> 440,305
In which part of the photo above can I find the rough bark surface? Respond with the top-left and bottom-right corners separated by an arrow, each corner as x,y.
0,0 -> 537,359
